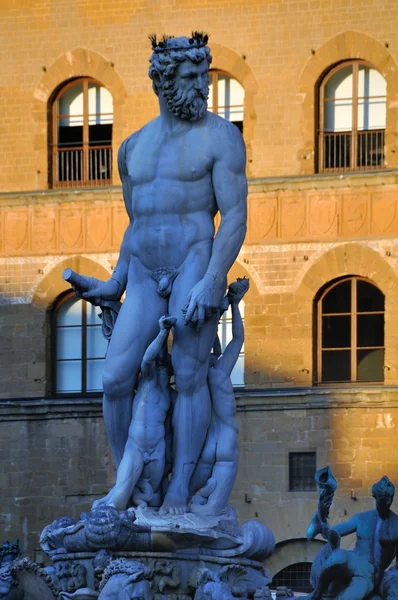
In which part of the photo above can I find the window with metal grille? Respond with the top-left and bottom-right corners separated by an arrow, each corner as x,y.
289,452 -> 317,491
318,61 -> 386,173
272,562 -> 313,593
50,77 -> 113,188
52,292 -> 107,394
208,71 -> 245,133
317,277 -> 385,384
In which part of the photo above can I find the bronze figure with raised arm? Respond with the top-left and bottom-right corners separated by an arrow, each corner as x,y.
63,32 -> 247,515
305,473 -> 398,600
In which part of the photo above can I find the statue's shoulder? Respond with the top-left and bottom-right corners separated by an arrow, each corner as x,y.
205,111 -> 243,139
205,112 -> 245,161
119,128 -> 144,159
356,509 -> 376,522
118,120 -> 157,174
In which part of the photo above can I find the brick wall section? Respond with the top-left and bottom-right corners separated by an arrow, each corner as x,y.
2,1 -> 398,189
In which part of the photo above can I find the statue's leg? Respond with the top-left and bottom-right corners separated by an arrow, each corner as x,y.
94,438 -> 145,510
335,577 -> 373,600
160,264 -> 219,515
102,258 -> 167,466
200,424 -> 239,513
189,424 -> 217,497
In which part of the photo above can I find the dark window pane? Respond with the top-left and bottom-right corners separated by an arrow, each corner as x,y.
89,123 -> 112,145
322,280 -> 351,313
357,314 -> 384,347
289,453 -> 316,491
322,315 -> 351,348
322,350 -> 351,382
357,280 -> 384,312
232,120 -> 243,133
357,349 -> 384,382
273,563 -> 313,594
58,123 -> 83,148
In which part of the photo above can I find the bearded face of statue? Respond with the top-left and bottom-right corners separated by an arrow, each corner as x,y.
161,58 -> 209,122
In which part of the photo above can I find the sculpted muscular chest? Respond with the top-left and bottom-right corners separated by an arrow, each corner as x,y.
126,117 -> 217,218
123,115 -> 220,268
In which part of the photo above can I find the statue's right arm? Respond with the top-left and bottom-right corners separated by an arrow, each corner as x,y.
140,316 -> 177,380
332,515 -> 358,537
107,135 -> 136,294
80,133 -> 138,302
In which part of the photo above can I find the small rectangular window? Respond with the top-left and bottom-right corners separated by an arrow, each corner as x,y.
289,452 -> 317,491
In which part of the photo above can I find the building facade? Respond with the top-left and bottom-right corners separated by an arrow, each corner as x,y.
2,0 -> 398,590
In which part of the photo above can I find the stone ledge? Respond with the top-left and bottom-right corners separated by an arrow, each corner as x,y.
1,167 -> 396,205
0,397 -> 103,421
248,168 -> 398,193
236,386 -> 398,411
0,186 -> 122,206
1,386 -> 398,421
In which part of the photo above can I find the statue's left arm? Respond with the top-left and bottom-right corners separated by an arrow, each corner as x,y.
332,515 -> 358,537
184,122 -> 247,329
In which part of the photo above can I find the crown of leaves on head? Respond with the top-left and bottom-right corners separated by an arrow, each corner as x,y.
0,540 -> 21,562
149,31 -> 209,53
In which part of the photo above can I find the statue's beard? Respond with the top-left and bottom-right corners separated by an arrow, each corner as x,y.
162,80 -> 208,121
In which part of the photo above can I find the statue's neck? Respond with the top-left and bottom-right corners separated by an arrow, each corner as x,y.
158,94 -> 192,134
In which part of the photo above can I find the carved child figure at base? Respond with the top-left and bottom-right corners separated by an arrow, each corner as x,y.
190,277 -> 249,515
94,315 -> 177,511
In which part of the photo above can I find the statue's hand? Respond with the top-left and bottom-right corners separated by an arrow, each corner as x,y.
159,314 -> 177,331
184,274 -> 223,330
63,268 -> 122,305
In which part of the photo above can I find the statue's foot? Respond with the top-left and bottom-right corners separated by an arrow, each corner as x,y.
92,488 -> 126,511
159,489 -> 189,515
191,493 -> 207,506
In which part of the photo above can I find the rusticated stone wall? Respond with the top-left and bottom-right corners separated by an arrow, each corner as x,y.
2,3 -> 398,190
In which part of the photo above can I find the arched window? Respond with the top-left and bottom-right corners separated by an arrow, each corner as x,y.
52,292 -> 107,394
50,77 -> 113,188
316,277 -> 385,384
272,562 -> 312,593
318,61 -> 386,172
208,71 -> 245,133
219,300 -> 245,386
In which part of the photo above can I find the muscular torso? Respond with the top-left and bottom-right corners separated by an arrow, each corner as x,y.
124,114 -> 220,270
208,368 -> 237,425
352,511 -> 397,581
131,378 -> 169,449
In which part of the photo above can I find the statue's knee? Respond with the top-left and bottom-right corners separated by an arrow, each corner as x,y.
103,370 -> 131,399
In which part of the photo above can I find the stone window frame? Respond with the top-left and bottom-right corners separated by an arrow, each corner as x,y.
51,289 -> 106,396
209,69 -> 245,133
315,276 -> 385,385
298,31 -> 398,175
49,76 -> 113,189
317,60 -> 386,173
209,43 -> 258,178
32,48 -> 127,191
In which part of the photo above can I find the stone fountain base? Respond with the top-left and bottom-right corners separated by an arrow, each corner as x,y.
41,506 -> 275,598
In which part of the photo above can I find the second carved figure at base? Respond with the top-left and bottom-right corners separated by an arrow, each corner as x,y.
190,277 -> 249,515
94,315 -> 177,511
